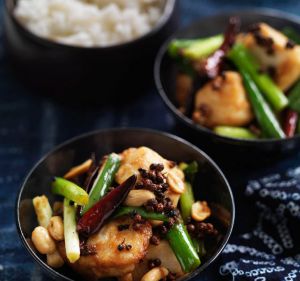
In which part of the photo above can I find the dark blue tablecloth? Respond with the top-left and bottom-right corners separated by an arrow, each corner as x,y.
1,0 -> 300,280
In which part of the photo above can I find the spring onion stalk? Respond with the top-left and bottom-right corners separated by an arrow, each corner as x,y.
179,162 -> 188,171
180,182 -> 195,223
52,177 -> 89,206
282,27 -> 300,44
214,126 -> 257,139
168,34 -> 223,59
240,69 -> 285,138
63,198 -> 80,263
81,153 -> 120,214
228,43 -> 288,112
114,206 -> 169,222
179,161 -> 198,183
288,80 -> 300,113
229,46 -> 285,138
166,223 -> 201,272
32,195 -> 53,228
179,161 -> 198,222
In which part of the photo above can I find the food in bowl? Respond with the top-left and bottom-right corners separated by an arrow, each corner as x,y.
29,146 -> 221,280
168,17 -> 300,140
14,0 -> 163,47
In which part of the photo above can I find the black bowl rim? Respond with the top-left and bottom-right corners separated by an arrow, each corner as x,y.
15,127 -> 235,281
154,8 -> 300,146
5,0 -> 177,51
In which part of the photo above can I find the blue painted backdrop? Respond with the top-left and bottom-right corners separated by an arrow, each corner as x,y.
1,0 -> 300,280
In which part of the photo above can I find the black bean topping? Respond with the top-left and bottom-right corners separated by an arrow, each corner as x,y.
138,168 -> 148,178
148,258 -> 162,269
286,39 -> 296,49
156,203 -> 164,213
194,222 -> 219,238
187,224 -> 195,233
133,214 -> 142,222
118,224 -> 130,231
160,225 -> 168,235
145,205 -> 155,213
150,235 -> 160,245
150,163 -> 164,171
156,173 -> 165,184
253,32 -> 274,55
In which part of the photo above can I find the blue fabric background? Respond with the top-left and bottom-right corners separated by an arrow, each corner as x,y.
1,0 -> 300,280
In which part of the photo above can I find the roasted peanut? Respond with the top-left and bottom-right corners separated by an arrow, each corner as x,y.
48,216 -> 64,241
33,195 -> 53,228
63,159 -> 92,179
47,250 -> 65,268
167,170 -> 185,194
124,190 -> 155,207
32,226 -> 56,254
191,201 -> 211,221
141,266 -> 169,281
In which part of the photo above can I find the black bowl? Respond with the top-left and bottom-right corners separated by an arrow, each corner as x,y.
4,0 -> 179,102
154,9 -> 300,162
16,128 -> 234,281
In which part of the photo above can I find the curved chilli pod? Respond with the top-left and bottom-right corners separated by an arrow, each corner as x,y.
195,16 -> 241,78
283,110 -> 298,137
77,175 -> 137,237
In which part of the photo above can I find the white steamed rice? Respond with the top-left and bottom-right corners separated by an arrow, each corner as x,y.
14,0 -> 164,47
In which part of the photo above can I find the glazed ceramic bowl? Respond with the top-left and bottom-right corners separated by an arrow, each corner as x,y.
16,128 -> 234,281
154,9 -> 300,161
4,0 -> 179,102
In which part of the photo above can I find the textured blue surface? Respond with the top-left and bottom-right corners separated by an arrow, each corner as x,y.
1,0 -> 300,280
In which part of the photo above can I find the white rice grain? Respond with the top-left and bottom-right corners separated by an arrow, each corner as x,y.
14,0 -> 164,47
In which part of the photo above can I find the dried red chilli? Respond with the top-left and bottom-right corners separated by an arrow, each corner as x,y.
195,16 -> 241,78
283,110 -> 298,137
77,175 -> 137,237
185,17 -> 240,117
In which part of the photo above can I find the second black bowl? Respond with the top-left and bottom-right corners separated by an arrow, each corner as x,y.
154,9 -> 300,161
16,128 -> 234,281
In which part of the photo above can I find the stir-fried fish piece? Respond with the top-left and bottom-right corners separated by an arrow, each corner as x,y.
116,147 -> 185,206
238,22 -> 300,91
193,71 -> 254,128
61,218 -> 152,280
116,147 -> 171,184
